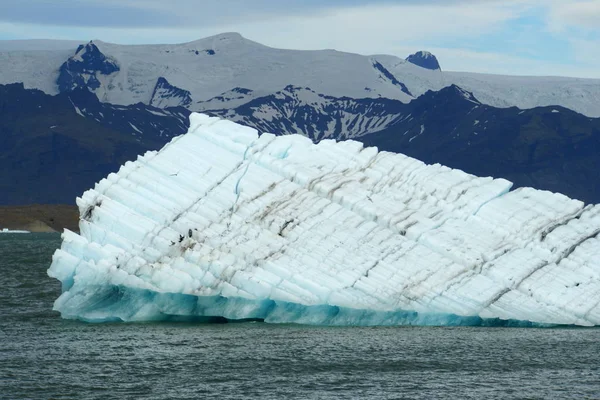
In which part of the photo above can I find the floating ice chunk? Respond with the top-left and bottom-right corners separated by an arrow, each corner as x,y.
0,228 -> 30,233
48,113 -> 600,326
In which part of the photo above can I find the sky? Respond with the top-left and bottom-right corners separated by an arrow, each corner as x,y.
0,0 -> 598,78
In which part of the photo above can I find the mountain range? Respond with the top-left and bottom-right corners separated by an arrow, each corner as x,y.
0,33 -> 599,205
0,83 -> 188,204
2,33 -> 600,117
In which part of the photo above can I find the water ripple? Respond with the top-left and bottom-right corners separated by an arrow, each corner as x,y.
1,234 -> 600,399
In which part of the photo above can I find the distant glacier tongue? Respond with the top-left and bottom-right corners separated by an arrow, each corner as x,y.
48,113 -> 600,326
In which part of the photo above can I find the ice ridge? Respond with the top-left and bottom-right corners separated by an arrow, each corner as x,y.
48,113 -> 600,326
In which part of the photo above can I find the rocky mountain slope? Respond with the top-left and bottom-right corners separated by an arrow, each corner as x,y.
210,84 -> 600,203
1,33 -> 598,206
358,87 -> 600,204
1,83 -> 599,205
0,83 -> 189,204
406,51 -> 441,70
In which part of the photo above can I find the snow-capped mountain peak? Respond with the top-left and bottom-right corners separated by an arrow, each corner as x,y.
150,77 -> 192,108
450,84 -> 480,104
182,32 -> 249,47
1,33 -> 600,116
406,50 -> 441,70
415,50 -> 435,59
57,41 -> 119,94
32,32 -> 415,107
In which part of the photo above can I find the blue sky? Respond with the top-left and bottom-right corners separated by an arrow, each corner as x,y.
0,0 -> 598,78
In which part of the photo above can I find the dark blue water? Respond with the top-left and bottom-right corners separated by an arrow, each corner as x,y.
1,233 -> 600,399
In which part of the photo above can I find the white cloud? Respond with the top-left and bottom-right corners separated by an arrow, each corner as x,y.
2,1 -> 525,46
547,0 -> 600,31
566,37 -> 600,67
206,2 -> 525,59
219,2 -> 599,77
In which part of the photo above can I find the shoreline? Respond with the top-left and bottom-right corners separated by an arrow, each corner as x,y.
0,204 -> 79,233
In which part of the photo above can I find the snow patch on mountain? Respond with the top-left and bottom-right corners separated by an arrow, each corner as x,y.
0,48 -> 75,94
207,85 -> 407,141
0,39 -> 82,51
443,71 -> 600,117
57,41 -> 119,96
66,33 -> 416,107
150,77 -> 192,108
370,59 -> 413,97
196,87 -> 260,111
1,33 -> 600,116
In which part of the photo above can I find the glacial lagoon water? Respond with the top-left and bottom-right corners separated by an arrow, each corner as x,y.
1,233 -> 600,399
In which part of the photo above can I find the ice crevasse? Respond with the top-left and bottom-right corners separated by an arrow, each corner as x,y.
48,113 -> 600,326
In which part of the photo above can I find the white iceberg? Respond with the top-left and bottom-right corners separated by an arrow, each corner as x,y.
1,228 -> 30,233
48,113 -> 600,326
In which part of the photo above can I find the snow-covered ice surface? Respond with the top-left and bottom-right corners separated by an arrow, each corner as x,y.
0,48 -> 76,95
48,113 -> 600,326
63,33 -> 416,106
0,39 -> 82,51
355,55 -> 600,118
3,33 -> 600,116
443,72 -> 600,118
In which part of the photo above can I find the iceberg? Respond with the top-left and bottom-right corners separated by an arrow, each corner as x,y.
1,228 -> 30,233
48,113 -> 600,326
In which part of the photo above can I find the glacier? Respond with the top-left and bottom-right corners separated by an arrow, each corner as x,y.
3,33 -> 600,117
48,113 -> 600,326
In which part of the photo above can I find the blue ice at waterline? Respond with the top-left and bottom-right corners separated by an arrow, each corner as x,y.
48,113 -> 600,326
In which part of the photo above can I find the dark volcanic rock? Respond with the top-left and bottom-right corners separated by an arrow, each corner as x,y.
0,83 -> 190,205
150,77 -> 193,108
406,51 -> 441,70
371,61 -> 413,97
3,77 -> 600,206
207,85 -> 405,142
57,41 -> 120,93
